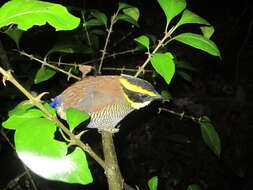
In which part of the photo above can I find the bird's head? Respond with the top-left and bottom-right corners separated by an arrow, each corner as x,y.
119,74 -> 163,109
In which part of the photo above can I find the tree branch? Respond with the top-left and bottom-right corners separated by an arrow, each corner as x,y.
102,131 -> 123,190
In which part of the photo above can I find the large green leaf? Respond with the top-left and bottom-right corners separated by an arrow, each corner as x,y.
34,67 -> 56,84
0,0 -> 80,31
171,33 -> 221,57
150,52 -> 175,84
15,118 -> 93,184
148,176 -> 158,190
176,9 -> 209,28
157,0 -> 186,25
66,108 -> 90,131
199,116 -> 221,157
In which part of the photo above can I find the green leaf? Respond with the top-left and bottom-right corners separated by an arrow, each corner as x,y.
134,35 -> 150,50
200,25 -> 214,39
8,100 -> 35,116
199,116 -> 221,157
90,29 -> 106,36
176,9 -> 209,28
34,67 -> 56,84
148,176 -> 158,190
0,0 -> 80,31
187,184 -> 202,190
171,33 -> 221,57
115,14 -> 139,27
150,52 -> 175,84
3,109 -> 45,130
123,7 -> 140,22
43,103 -> 57,117
175,60 -> 197,72
66,108 -> 90,131
157,0 -> 186,25
161,90 -> 173,100
3,27 -> 23,49
85,18 -> 104,27
46,42 -> 93,57
176,70 -> 192,82
91,10 -> 107,26
15,118 -> 93,184
118,2 -> 132,11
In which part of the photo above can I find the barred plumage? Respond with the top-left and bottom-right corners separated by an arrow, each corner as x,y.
50,75 -> 162,132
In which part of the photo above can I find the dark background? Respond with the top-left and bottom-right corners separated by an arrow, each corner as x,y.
0,0 -> 253,190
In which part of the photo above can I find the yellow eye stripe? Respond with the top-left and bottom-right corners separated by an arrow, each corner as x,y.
123,93 -> 150,109
119,78 -> 156,96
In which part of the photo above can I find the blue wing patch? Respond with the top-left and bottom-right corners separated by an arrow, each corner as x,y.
49,96 -> 61,108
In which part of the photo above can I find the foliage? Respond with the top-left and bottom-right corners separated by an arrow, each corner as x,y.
0,0 -> 222,189
2,101 -> 92,184
148,176 -> 158,190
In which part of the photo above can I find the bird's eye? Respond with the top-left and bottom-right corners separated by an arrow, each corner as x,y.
140,94 -> 148,99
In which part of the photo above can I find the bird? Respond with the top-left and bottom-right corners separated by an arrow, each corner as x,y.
49,74 -> 162,133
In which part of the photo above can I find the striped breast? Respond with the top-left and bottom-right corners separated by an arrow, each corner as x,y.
55,75 -> 134,130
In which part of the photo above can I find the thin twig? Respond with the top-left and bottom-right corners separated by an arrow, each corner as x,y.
48,49 -> 138,67
98,10 -> 120,74
17,51 -> 81,80
134,26 -> 176,78
158,107 -> 203,123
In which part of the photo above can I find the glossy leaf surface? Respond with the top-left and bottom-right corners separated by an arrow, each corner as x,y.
118,2 -> 132,11
150,52 -> 175,84
34,67 -> 56,84
123,7 -> 139,22
157,0 -> 186,25
134,35 -> 150,50
3,109 -> 45,130
91,10 -> 107,26
15,118 -> 93,184
66,108 -> 90,131
176,9 -> 209,28
172,33 -> 221,57
115,14 -> 139,27
148,176 -> 158,190
0,0 -> 80,31
200,25 -> 214,39
199,116 -> 221,157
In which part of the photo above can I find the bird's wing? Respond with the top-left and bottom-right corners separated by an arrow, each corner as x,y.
59,76 -> 125,113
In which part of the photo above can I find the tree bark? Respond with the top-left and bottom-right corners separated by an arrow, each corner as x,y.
101,131 -> 123,190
